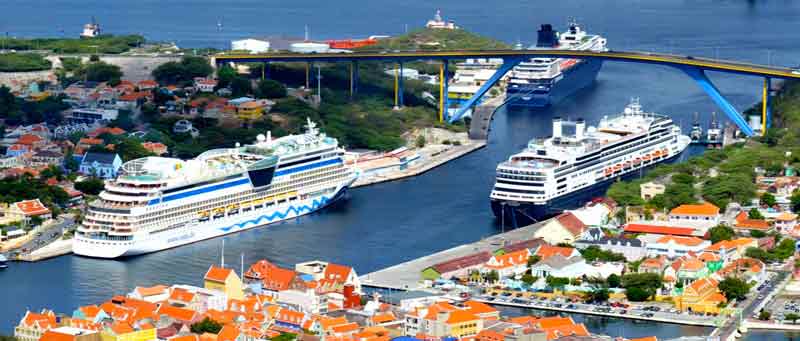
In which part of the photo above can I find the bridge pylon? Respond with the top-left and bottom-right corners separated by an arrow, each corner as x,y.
680,66 -> 756,137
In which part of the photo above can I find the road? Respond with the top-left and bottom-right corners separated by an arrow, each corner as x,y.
6,216 -> 74,259
714,270 -> 788,339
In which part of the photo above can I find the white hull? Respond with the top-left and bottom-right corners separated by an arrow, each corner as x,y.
74,182 -> 352,258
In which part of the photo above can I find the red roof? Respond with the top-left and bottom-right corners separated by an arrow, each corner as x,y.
137,80 -> 158,88
205,265 -> 233,282
624,223 -> 696,236
17,134 -> 43,145
324,263 -> 353,283
14,199 -> 51,216
555,212 -> 587,237
119,92 -> 149,102
431,251 -> 492,275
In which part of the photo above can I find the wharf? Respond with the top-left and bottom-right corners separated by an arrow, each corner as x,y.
473,298 -> 718,327
19,238 -> 73,262
361,220 -> 546,290
352,139 -> 485,188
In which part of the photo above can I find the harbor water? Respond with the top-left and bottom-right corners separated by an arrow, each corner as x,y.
2,0 -> 800,339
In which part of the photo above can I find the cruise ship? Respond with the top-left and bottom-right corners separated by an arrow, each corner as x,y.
506,22 -> 607,107
74,119 -> 359,258
490,100 -> 691,226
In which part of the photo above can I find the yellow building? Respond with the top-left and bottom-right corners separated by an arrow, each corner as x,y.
100,323 -> 156,341
204,265 -> 244,301
674,278 -> 726,314
236,101 -> 264,121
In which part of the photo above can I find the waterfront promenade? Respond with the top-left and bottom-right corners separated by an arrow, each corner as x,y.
361,219 -> 546,290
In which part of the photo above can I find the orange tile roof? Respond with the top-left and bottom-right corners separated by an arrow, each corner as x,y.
698,252 -> 721,262
319,316 -> 349,330
40,330 -> 77,341
14,199 -> 51,216
544,323 -> 589,340
423,302 -> 457,320
110,322 -> 134,334
370,312 -> 396,325
169,288 -> 196,302
555,212 -> 587,237
134,284 -> 168,297
324,263 -> 353,283
137,80 -> 158,87
78,137 -> 103,145
464,300 -> 498,315
670,202 -> 720,216
680,258 -> 704,271
629,337 -> 658,341
640,257 -> 666,269
118,92 -> 149,102
655,235 -> 705,247
217,324 -> 240,341
171,335 -> 200,341
331,322 -> 360,334
535,245 -> 575,260
485,249 -> 530,269
156,304 -> 197,322
624,224 -> 696,236
22,310 -> 57,329
445,310 -> 479,324
735,212 -> 771,230
536,316 -> 575,329
687,278 -> 719,293
205,266 -> 233,283
705,238 -> 755,252
17,134 -> 43,145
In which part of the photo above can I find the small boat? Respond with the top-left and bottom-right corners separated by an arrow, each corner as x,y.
0,254 -> 8,269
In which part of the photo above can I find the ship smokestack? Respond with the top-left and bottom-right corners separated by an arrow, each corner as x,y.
575,118 -> 585,140
552,117 -> 562,138
536,24 -> 558,48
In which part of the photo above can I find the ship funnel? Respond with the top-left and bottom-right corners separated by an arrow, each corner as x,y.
575,118 -> 585,141
552,117 -> 563,138
536,24 -> 558,48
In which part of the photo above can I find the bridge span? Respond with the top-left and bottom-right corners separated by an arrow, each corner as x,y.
215,49 -> 800,136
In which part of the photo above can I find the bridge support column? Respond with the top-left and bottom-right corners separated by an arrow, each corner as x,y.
439,61 -> 451,122
681,67 -> 755,137
305,62 -> 311,89
762,77 -> 772,131
399,62 -> 404,108
448,58 -> 522,123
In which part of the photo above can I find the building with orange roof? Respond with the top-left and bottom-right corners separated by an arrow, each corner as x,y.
483,249 -> 531,278
668,202 -> 720,226
628,337 -> 658,341
204,265 -> 244,300
244,260 -> 303,293
370,312 -> 398,326
117,92 -> 150,108
704,238 -> 757,262
274,308 -> 307,331
533,245 -> 580,260
168,287 -> 200,310
16,134 -> 45,147
714,257 -> 766,285
216,324 -> 240,341
141,142 -> 168,156
533,212 -> 587,245
463,301 -> 500,321
734,211 -> 772,234
775,212 -> 798,233
2,199 -> 52,226
14,309 -> 58,341
643,235 -> 710,259
674,277 -> 726,314
295,260 -> 362,293
39,328 -> 100,341
87,127 -> 127,138
638,256 -> 668,274
130,284 -> 169,302
71,305 -> 108,323
155,304 -> 199,324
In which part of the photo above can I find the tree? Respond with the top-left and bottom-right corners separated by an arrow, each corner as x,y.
758,310 -> 771,321
745,247 -> 772,263
40,165 -> 64,181
74,178 -> 105,195
217,65 -> 237,89
81,62 -> 122,83
607,274 -> 621,288
761,192 -> 777,207
587,287 -> 610,303
786,313 -> 800,324
748,208 -> 764,220
190,317 -> 222,334
718,277 -> 750,301
749,229 -> 767,238
527,255 -> 541,267
625,286 -> 652,301
415,135 -> 426,148
484,270 -> 499,283
114,138 -> 153,162
152,56 -> 213,85
579,245 -> 626,262
270,333 -> 297,341
546,276 -> 569,288
230,77 -> 252,97
0,335 -> 18,341
709,225 -> 735,244
256,79 -> 287,98
791,190 -> 800,213
521,273 -> 537,286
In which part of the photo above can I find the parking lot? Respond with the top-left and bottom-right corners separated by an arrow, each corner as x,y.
765,296 -> 800,323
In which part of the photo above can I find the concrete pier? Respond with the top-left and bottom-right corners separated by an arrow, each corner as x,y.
360,220 -> 546,290
19,238 -> 73,262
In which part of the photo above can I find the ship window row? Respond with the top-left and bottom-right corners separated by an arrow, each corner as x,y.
493,186 -> 545,195
278,151 -> 339,169
562,139 -> 672,179
557,134 -> 672,177
497,169 -> 546,176
277,147 -> 337,163
495,179 -> 544,187
573,128 -> 668,164
496,173 -> 547,182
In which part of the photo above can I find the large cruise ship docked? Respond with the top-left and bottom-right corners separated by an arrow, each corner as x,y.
74,119 -> 358,258
506,22 -> 607,107
490,100 -> 691,226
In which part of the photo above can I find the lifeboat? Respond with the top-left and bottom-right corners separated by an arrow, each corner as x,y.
613,164 -> 622,172
624,161 -> 632,168
633,158 -> 642,165
643,154 -> 652,161
604,168 -> 613,176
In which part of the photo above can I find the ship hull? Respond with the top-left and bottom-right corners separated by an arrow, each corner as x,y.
490,149 -> 684,227
74,182 -> 352,259
506,58 -> 603,108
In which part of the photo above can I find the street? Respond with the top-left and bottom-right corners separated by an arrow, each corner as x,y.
5,216 -> 75,259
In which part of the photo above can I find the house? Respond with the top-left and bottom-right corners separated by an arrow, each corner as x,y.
530,254 -> 623,279
236,101 -> 264,121
416,302 -> 485,338
100,322 -> 156,341
640,181 -> 666,200
79,152 -> 122,179
137,80 -> 159,91
5,144 -> 31,157
674,278 -> 726,314
623,222 -> 704,237
204,265 -> 244,301
116,92 -> 149,109
643,235 -> 710,259
668,202 -> 720,227
14,310 -> 58,341
533,212 -> 587,245
65,108 -> 119,125
703,238 -> 757,262
40,328 -> 100,341
671,256 -> 711,286
775,212 -> 798,233
506,316 -> 589,341
638,256 -> 668,274
87,127 -> 127,138
129,285 -> 170,303
244,260 -> 304,293
141,142 -> 168,156
483,249 -> 531,279
17,134 -> 46,148
566,201 -> 612,227
30,150 -> 64,168
714,257 -> 766,285
574,235 -> 646,261
733,211 -> 772,234
421,251 -> 492,281
2,199 -> 52,225
533,245 -> 580,260
294,260 -> 361,293
194,78 -> 218,93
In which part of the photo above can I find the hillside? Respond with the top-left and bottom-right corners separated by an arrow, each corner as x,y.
361,28 -> 510,51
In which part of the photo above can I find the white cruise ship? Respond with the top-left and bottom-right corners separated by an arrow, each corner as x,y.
74,119 -> 358,258
490,99 -> 690,226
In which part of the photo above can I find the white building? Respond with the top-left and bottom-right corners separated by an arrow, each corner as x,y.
276,289 -> 327,314
642,235 -> 711,259
231,38 -> 271,53
530,254 -> 623,279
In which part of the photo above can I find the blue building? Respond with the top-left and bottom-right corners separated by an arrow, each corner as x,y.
79,152 -> 122,179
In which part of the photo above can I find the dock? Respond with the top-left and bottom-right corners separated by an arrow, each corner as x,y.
352,139 -> 486,188
361,220 -> 547,290
18,238 -> 73,262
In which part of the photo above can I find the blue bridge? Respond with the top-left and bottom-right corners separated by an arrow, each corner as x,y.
214,49 -> 800,136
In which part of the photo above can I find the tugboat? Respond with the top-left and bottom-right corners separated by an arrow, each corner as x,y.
81,17 -> 100,38
690,112 -> 703,143
707,112 -> 722,144
0,254 -> 8,269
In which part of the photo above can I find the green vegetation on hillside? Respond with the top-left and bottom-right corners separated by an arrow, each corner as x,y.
152,56 -> 213,85
0,175 -> 69,208
0,53 -> 52,72
0,35 -> 144,54
0,86 -> 70,125
361,28 -> 510,51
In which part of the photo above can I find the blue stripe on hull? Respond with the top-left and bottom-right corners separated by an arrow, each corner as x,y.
506,59 -> 603,108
